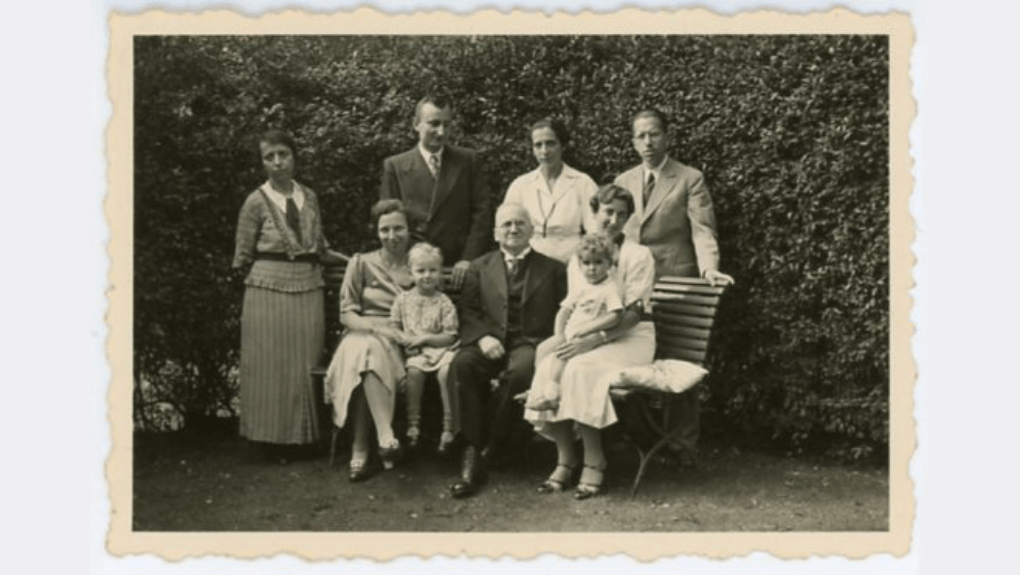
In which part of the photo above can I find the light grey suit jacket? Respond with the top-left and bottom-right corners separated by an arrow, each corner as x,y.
614,157 -> 720,278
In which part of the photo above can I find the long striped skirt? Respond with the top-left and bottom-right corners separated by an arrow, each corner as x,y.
239,285 -> 324,444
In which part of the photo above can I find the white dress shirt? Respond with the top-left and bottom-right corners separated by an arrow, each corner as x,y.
418,144 -> 443,177
637,155 -> 670,215
500,246 -> 533,272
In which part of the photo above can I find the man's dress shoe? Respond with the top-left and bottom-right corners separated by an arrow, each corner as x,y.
450,444 -> 486,498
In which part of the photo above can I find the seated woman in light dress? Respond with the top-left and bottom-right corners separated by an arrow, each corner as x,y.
525,184 -> 657,500
324,199 -> 415,482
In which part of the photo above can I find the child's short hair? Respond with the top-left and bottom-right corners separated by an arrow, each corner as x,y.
408,242 -> 444,268
576,232 -> 618,263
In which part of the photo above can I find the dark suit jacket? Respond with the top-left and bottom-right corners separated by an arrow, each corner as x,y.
380,145 -> 491,266
615,157 -> 721,278
458,249 -> 567,348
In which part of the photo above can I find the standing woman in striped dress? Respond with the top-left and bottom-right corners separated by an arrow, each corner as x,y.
232,130 -> 344,459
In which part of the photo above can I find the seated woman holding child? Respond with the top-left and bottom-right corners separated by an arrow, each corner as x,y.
525,184 -> 657,500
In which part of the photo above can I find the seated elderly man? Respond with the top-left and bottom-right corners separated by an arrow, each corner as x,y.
447,203 -> 567,498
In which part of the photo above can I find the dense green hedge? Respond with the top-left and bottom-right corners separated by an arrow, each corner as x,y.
134,35 -> 889,457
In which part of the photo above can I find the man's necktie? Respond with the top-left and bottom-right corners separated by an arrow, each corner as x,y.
507,257 -> 520,279
285,197 -> 302,244
642,172 -> 655,206
429,153 -> 441,178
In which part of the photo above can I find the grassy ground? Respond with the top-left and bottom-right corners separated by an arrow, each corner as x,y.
132,429 -> 888,532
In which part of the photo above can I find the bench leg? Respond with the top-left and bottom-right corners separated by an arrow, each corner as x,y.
329,426 -> 339,468
631,427 -> 686,496
627,396 -> 687,497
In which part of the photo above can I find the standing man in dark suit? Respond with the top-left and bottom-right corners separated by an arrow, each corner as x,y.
614,108 -> 735,464
380,95 -> 491,289
447,203 -> 567,498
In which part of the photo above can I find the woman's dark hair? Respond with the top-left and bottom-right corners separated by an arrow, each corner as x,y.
258,129 -> 298,159
369,198 -> 423,237
370,198 -> 410,226
529,117 -> 571,148
589,183 -> 635,217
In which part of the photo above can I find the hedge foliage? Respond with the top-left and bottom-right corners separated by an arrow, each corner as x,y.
134,35 -> 889,456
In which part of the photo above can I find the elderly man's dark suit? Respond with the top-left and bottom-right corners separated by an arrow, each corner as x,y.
380,145 -> 491,265
452,249 -> 567,454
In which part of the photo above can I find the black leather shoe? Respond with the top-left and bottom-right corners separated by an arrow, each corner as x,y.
450,445 -> 486,498
348,458 -> 374,483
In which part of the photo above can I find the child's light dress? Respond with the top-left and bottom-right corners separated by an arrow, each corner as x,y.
562,277 -> 624,340
389,289 -> 459,372
528,276 -> 624,407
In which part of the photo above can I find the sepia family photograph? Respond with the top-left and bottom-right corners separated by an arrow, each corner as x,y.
108,9 -> 913,559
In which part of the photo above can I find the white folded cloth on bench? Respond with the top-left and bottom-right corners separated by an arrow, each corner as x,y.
607,359 -> 708,394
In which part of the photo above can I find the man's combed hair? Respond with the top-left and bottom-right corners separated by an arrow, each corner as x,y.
414,94 -> 452,124
632,108 -> 669,134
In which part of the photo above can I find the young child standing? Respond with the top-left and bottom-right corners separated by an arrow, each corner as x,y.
389,242 -> 460,454
526,233 -> 624,411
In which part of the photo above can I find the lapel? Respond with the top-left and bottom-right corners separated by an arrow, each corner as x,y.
400,150 -> 439,218
544,166 -> 573,207
641,158 -> 679,226
430,147 -> 460,219
521,251 -> 551,306
619,168 -> 644,242
480,251 -> 508,306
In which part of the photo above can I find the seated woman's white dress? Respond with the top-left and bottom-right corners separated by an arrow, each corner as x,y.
324,250 -> 411,429
526,240 -> 656,432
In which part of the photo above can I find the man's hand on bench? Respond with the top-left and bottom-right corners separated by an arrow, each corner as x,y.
703,269 -> 735,287
450,260 -> 471,290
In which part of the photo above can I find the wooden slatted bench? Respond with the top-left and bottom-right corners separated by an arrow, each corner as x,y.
609,277 -> 727,495
311,262 -> 727,494
309,262 -> 348,458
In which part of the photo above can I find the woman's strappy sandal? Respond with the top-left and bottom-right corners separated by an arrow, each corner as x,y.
537,462 -> 579,494
348,457 -> 373,483
574,464 -> 607,500
378,439 -> 404,470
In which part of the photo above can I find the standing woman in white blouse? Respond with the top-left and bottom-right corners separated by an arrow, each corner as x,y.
501,118 -> 599,263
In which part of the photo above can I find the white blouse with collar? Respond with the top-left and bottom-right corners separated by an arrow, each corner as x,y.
501,163 -> 598,263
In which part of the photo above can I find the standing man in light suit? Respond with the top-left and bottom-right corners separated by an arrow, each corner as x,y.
380,95 -> 491,289
614,108 -> 735,463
